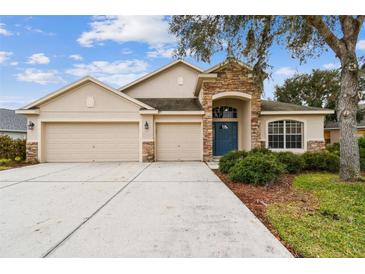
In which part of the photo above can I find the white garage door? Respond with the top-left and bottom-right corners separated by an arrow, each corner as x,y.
156,123 -> 202,161
44,122 -> 139,162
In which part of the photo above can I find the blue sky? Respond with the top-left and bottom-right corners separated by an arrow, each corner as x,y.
0,15 -> 364,109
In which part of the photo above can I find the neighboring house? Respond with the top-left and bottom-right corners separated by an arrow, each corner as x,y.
0,108 -> 27,139
324,104 -> 365,144
16,58 -> 333,163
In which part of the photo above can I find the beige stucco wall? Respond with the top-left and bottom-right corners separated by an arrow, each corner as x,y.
123,63 -> 200,98
260,114 -> 325,152
213,98 -> 251,151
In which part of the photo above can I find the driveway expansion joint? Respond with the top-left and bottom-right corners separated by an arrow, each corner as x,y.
41,163 -> 152,258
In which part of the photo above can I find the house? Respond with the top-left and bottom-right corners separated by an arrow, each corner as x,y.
324,104 -> 365,144
16,58 -> 333,163
0,108 -> 27,139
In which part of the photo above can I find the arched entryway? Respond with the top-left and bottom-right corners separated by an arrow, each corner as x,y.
212,92 -> 251,156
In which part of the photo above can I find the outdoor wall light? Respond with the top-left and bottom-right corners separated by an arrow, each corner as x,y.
27,121 -> 35,130
144,121 -> 149,130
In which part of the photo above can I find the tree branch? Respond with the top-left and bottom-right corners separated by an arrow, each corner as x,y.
305,16 -> 343,57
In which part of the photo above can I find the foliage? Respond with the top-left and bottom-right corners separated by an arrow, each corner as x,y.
0,158 -> 12,166
275,151 -> 305,174
358,136 -> 365,149
327,140 -> 365,171
0,135 -> 26,160
326,142 -> 340,156
218,150 -> 248,173
249,147 -> 272,155
267,173 -> 365,257
275,69 -> 365,122
302,151 -> 340,172
228,153 -> 285,185
14,156 -> 22,162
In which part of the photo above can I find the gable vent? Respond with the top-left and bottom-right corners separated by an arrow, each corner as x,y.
177,76 -> 184,85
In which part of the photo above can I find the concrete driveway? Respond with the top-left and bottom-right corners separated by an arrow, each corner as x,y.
0,162 -> 292,258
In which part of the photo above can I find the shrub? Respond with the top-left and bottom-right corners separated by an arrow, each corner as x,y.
302,151 -> 340,172
275,151 -> 305,174
0,135 -> 26,160
249,147 -> 272,155
326,142 -> 340,156
14,156 -> 22,162
228,153 -> 285,185
0,158 -> 11,166
358,136 -> 365,149
219,150 -> 248,173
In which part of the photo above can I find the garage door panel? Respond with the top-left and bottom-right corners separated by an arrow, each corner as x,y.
156,123 -> 201,161
44,123 -> 139,162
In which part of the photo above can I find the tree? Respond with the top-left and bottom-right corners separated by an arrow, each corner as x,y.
275,69 -> 365,122
169,15 -> 364,181
275,69 -> 340,110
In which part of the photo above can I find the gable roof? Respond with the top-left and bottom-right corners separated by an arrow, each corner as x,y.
204,58 -> 253,73
136,98 -> 203,111
19,76 -> 154,110
261,100 -> 334,114
119,59 -> 203,92
0,108 -> 27,132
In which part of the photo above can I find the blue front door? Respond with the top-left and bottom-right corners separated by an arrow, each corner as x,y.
213,122 -> 238,156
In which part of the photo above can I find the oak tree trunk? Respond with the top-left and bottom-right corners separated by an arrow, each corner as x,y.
338,56 -> 360,181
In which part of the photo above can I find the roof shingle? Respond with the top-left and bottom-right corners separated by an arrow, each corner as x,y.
136,98 -> 203,111
0,109 -> 27,132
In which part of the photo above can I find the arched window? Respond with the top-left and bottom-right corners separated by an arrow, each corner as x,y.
213,106 -> 238,118
268,120 -> 304,149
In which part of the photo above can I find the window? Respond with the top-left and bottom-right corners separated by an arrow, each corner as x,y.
213,106 -> 237,118
268,120 -> 304,149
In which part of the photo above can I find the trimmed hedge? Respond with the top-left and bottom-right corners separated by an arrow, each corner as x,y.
275,151 -> 305,174
228,153 -> 285,185
219,150 -> 248,173
0,135 -> 26,160
302,151 -> 340,172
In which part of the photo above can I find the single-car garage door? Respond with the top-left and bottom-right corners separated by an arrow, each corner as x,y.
156,123 -> 202,161
44,122 -> 139,162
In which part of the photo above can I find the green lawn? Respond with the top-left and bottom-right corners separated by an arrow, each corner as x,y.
267,173 -> 365,257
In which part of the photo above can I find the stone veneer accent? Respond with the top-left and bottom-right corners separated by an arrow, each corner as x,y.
26,141 -> 38,163
142,141 -> 155,162
201,60 -> 262,161
307,140 -> 326,152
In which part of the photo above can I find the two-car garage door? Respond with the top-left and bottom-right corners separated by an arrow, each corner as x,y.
44,122 -> 139,162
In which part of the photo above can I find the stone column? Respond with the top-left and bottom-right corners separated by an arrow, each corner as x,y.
142,141 -> 155,162
307,140 -> 326,151
26,141 -> 38,163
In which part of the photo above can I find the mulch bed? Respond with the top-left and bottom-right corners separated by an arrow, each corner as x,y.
214,170 -> 311,257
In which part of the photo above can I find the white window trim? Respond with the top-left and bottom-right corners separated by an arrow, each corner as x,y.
265,118 -> 307,153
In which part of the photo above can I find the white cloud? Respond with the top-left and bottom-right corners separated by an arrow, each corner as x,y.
68,54 -> 83,61
26,53 -> 50,65
0,51 -> 13,64
66,59 -> 148,86
24,25 -> 55,36
98,73 -> 146,87
322,63 -> 340,70
77,16 -> 175,49
10,61 -> 18,66
16,68 -> 64,85
0,23 -> 12,36
274,67 -> 297,77
147,47 -> 175,58
357,40 -> 365,50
